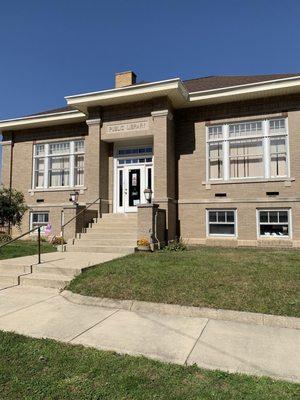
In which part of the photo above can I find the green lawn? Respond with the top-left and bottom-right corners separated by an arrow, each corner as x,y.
0,331 -> 298,400
69,246 -> 300,317
0,240 -> 56,260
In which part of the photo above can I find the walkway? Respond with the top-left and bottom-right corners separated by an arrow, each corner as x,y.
0,285 -> 299,383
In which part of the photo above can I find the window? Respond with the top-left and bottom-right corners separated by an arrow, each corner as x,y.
30,212 -> 49,234
33,140 -> 84,189
207,209 -> 237,236
207,118 -> 289,181
257,209 -> 290,238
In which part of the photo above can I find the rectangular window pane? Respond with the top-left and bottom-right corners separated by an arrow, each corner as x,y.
49,156 -> 70,187
229,139 -> 263,178
229,121 -> 262,138
35,158 -> 45,188
35,144 -> 45,156
75,140 -> 84,153
75,155 -> 84,186
258,210 -> 290,237
31,213 -> 49,234
260,211 -> 268,223
269,119 -> 286,134
49,142 -> 70,155
270,137 -> 287,177
209,142 -> 223,179
209,224 -> 235,235
208,210 -> 236,236
208,125 -> 223,140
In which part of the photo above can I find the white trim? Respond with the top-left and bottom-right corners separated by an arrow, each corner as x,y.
206,209 -> 237,238
206,117 -> 289,182
33,139 -> 85,190
189,76 -> 300,104
0,110 -> 86,131
256,208 -> 292,239
189,75 -> 300,95
86,118 -> 101,126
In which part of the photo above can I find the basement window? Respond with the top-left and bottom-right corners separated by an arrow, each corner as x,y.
257,209 -> 290,238
207,209 -> 237,237
30,212 -> 49,234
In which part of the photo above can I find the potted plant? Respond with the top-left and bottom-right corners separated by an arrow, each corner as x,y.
137,238 -> 151,251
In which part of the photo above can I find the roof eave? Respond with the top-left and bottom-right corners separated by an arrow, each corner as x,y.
65,78 -> 189,112
187,77 -> 300,107
0,110 -> 86,132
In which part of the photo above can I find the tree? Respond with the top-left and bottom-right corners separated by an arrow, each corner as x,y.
0,187 -> 27,228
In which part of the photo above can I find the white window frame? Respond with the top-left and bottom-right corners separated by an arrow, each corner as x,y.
32,139 -> 85,190
113,144 -> 154,213
206,118 -> 290,182
206,209 -> 237,238
256,209 -> 292,239
30,212 -> 49,235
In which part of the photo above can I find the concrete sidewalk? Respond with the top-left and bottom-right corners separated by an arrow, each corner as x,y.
0,285 -> 299,383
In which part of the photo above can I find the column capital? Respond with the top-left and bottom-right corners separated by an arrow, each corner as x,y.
86,118 -> 102,126
151,109 -> 173,120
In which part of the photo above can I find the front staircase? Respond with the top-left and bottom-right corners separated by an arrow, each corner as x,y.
0,213 -> 138,290
66,213 -> 138,255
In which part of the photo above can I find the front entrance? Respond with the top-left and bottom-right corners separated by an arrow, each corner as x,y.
115,146 -> 153,213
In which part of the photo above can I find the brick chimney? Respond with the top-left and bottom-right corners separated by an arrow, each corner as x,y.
115,71 -> 137,88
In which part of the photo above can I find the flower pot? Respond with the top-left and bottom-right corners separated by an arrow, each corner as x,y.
137,245 -> 151,252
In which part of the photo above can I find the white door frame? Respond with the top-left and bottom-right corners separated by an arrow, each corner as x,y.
113,145 -> 154,213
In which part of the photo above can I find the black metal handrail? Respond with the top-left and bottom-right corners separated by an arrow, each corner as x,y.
60,196 -> 102,251
0,226 -> 42,264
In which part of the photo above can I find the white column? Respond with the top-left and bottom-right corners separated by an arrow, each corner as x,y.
263,120 -> 270,179
223,124 -> 229,181
69,141 -> 75,187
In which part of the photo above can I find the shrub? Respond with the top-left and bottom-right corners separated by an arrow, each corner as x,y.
164,237 -> 187,252
0,233 -> 12,244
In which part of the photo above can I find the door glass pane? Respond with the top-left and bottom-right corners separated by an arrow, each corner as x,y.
119,170 -> 123,207
128,169 -> 140,207
147,168 -> 152,190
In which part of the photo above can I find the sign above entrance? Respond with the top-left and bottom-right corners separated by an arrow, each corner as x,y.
106,121 -> 149,134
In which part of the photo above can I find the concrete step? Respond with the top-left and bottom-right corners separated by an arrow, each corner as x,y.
68,245 -> 135,255
86,227 -> 137,234
31,264 -> 82,277
0,271 -> 20,285
92,222 -> 138,229
74,239 -> 137,246
20,273 -> 72,289
0,263 -> 31,274
101,213 -> 137,219
79,232 -> 137,240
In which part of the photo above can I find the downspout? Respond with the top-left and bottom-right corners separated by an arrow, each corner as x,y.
8,132 -> 14,235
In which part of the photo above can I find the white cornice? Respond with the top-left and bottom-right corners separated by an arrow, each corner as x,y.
0,110 -> 86,132
65,78 -> 189,112
86,118 -> 102,126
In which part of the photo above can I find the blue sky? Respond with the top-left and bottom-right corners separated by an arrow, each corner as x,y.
1,0 -> 300,174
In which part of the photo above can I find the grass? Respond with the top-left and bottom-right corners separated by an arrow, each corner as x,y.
0,331 -> 298,400
69,246 -> 300,317
0,240 -> 56,260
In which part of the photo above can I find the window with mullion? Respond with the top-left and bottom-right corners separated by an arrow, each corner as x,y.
33,140 -> 84,189
206,118 -> 288,181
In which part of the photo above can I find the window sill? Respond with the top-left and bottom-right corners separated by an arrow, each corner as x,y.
203,178 -> 294,186
29,187 -> 87,193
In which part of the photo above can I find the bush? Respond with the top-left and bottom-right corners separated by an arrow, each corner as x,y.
0,233 -> 12,244
164,238 -> 187,252
50,236 -> 66,246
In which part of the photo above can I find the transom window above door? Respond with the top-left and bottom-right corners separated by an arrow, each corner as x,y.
33,139 -> 85,189
117,146 -> 153,166
207,118 -> 289,181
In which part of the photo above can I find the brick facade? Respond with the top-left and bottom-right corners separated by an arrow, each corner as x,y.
2,89 -> 300,246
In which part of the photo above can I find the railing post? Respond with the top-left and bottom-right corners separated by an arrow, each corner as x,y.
61,226 -> 64,252
37,227 -> 41,264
